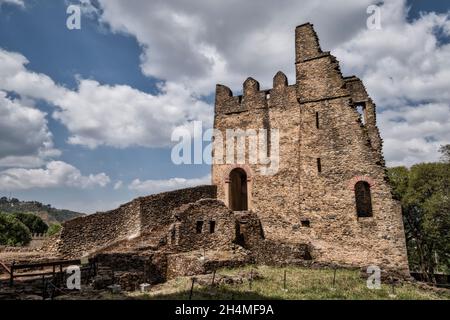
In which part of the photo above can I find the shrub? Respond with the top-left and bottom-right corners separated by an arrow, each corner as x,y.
0,213 -> 32,246
46,223 -> 62,236
12,212 -> 48,234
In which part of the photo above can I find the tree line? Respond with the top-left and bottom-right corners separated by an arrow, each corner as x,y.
387,145 -> 450,282
0,212 -> 61,246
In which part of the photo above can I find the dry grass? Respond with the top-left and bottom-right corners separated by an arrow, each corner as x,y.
125,265 -> 450,300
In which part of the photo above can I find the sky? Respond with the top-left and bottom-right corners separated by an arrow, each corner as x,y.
0,0 -> 449,213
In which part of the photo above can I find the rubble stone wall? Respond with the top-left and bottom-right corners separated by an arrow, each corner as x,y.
168,199 -> 235,252
58,186 -> 216,258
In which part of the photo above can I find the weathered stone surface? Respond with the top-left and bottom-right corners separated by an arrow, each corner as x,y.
166,249 -> 251,279
212,23 -> 409,275
33,23 -> 409,283
168,199 -> 236,252
58,185 -> 216,258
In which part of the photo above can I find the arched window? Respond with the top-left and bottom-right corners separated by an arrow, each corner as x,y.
355,181 -> 373,217
229,168 -> 248,211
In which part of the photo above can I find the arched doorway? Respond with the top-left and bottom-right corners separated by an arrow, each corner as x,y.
229,168 -> 248,211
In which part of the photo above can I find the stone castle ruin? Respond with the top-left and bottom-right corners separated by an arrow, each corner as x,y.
44,23 -> 409,286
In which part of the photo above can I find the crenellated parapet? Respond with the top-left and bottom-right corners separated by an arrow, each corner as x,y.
215,73 -> 293,115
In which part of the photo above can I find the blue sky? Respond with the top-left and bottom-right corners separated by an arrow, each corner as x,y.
0,0 -> 449,213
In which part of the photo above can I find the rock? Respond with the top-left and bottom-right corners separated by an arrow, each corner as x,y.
92,275 -> 113,290
107,284 -> 121,294
21,294 -> 42,300
140,283 -> 151,293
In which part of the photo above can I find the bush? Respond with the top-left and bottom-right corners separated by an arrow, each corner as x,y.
12,212 -> 48,234
0,213 -> 32,246
46,223 -> 62,236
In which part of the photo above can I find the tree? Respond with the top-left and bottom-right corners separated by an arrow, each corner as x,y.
439,144 -> 450,163
387,162 -> 450,281
12,212 -> 48,234
0,213 -> 32,246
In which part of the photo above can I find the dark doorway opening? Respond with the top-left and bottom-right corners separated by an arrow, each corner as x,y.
355,181 -> 373,217
209,220 -> 216,233
229,168 -> 248,211
196,221 -> 204,233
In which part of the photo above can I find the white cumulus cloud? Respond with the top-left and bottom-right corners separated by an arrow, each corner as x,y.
128,174 -> 211,195
0,161 -> 110,191
0,0 -> 24,7
0,48 -> 212,149
0,90 -> 60,168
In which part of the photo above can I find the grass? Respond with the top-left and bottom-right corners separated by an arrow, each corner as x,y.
124,265 -> 450,300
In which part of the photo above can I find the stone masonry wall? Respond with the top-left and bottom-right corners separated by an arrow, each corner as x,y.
139,185 -> 217,232
212,23 -> 409,274
58,185 -> 217,258
168,199 -> 235,252
58,199 -> 141,258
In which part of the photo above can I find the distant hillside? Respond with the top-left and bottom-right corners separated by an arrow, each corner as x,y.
0,197 -> 84,225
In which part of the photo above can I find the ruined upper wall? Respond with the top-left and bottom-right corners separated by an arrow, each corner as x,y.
168,198 -> 236,252
59,199 -> 141,258
295,23 -> 348,102
295,22 -> 323,62
344,76 -> 369,103
139,185 -> 217,232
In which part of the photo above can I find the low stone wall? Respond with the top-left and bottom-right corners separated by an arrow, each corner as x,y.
58,199 -> 141,258
166,249 -> 251,279
168,198 -> 235,252
252,241 -> 313,266
139,185 -> 217,232
95,252 -> 168,284
234,211 -> 265,248
57,185 -> 216,259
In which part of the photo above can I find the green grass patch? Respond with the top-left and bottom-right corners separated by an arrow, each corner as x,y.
127,265 -> 449,300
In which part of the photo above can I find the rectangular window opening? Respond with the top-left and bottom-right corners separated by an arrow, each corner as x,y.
315,112 -> 320,129
209,220 -> 216,233
301,220 -> 311,228
196,221 -> 204,234
317,158 -> 322,173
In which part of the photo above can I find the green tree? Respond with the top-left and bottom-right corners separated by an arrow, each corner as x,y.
0,213 -> 32,246
46,223 -> 62,236
439,144 -> 450,163
12,212 -> 48,234
387,162 -> 450,281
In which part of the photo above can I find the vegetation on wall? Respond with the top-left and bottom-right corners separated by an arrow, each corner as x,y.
46,223 -> 62,236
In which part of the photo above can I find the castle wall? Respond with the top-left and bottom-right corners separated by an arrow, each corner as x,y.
139,185 -> 217,232
59,199 -> 141,258
58,185 -> 217,258
168,199 -> 235,252
212,23 -> 409,274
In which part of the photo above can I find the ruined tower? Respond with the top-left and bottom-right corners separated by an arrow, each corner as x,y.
212,23 -> 409,273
